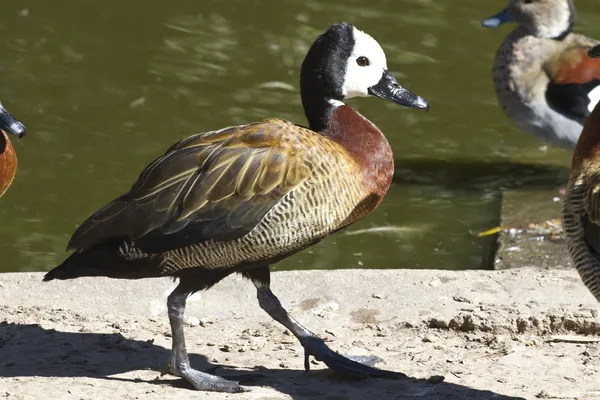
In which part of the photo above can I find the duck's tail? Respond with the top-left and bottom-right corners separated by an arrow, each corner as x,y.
44,242 -> 158,281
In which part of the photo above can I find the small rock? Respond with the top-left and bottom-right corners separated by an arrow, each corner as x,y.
372,293 -> 383,299
313,301 -> 339,317
452,296 -> 471,303
185,317 -> 200,327
199,318 -> 211,327
422,336 -> 434,343
219,345 -> 232,352
428,318 -> 448,329
427,375 -> 445,384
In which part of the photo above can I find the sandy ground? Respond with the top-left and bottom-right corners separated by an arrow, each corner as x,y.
1,269 -> 599,400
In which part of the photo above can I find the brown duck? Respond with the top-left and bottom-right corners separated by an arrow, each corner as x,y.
0,101 -> 26,198
563,44 -> 600,303
44,22 -> 429,392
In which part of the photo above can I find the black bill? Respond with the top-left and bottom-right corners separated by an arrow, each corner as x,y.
368,70 -> 429,111
0,101 -> 26,138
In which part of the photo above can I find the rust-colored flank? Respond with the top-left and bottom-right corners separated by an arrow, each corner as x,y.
0,130 -> 18,198
549,47 -> 600,85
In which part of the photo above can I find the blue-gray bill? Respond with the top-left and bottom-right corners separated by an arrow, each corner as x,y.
481,7 -> 516,28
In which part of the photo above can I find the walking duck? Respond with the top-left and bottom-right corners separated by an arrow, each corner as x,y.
482,0 -> 600,150
0,101 -> 26,198
563,44 -> 600,303
44,22 -> 429,392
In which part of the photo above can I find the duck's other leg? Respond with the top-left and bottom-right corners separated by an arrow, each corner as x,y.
243,266 -> 406,379
167,282 -> 248,392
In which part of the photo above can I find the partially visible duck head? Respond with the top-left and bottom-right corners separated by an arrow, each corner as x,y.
482,0 -> 575,40
0,101 -> 26,139
300,22 -> 428,130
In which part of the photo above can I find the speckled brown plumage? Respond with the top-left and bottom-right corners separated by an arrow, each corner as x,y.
485,0 -> 600,149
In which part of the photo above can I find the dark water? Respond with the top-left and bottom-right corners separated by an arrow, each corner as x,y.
1,0 -> 598,272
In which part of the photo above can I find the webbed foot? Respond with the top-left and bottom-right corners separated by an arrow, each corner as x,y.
301,336 -> 406,379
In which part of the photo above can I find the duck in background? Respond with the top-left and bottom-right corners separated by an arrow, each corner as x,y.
482,0 -> 600,150
562,44 -> 600,303
43,22 -> 428,392
0,101 -> 26,198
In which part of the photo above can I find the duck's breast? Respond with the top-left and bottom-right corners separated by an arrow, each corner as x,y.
0,131 -> 17,197
322,105 -> 394,210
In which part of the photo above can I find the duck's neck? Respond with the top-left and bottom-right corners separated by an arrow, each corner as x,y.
304,97 -> 339,133
318,102 -> 395,201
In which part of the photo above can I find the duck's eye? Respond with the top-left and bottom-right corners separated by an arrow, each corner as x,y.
356,56 -> 370,67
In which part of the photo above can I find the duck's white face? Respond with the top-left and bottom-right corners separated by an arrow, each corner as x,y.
341,27 -> 389,99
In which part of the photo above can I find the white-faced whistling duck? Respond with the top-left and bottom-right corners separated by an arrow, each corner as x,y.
562,44 -> 600,303
0,101 -> 26,198
482,0 -> 600,149
44,22 -> 429,392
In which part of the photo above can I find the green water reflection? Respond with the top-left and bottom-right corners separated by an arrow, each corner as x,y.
1,0 -> 597,272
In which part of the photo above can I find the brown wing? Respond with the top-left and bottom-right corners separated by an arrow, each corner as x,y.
68,119 -> 313,253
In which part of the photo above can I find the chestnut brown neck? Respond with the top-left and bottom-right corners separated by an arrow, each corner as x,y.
572,105 -> 600,174
321,105 -> 394,200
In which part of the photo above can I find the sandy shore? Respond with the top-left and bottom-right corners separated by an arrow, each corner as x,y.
1,269 -> 599,400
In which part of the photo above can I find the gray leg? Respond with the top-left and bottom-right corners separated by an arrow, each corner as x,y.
167,285 -> 248,392
247,267 -> 406,379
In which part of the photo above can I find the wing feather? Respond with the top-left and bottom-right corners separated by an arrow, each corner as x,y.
67,120 -> 316,253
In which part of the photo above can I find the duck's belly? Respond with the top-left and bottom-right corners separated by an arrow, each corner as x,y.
160,173 -> 372,273
499,88 -> 583,149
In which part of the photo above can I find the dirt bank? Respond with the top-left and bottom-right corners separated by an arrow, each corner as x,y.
1,269 -> 599,399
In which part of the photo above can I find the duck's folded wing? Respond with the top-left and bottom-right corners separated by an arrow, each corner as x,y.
544,46 -> 600,124
67,120 -> 312,253
578,170 -> 600,256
